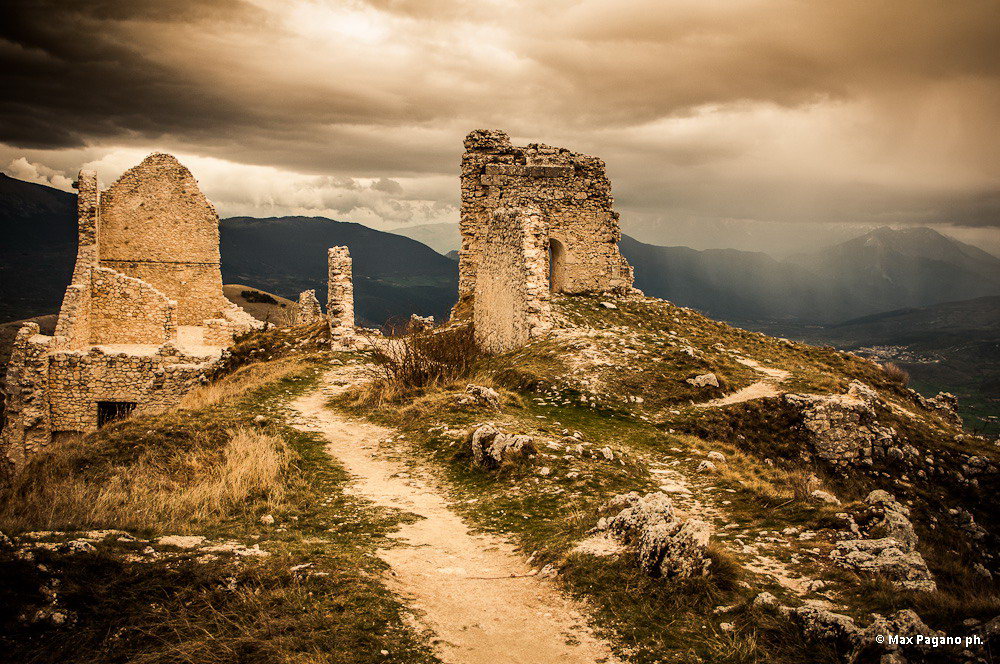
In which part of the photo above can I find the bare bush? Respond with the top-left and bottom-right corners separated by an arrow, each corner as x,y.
882,362 -> 911,386
362,324 -> 484,403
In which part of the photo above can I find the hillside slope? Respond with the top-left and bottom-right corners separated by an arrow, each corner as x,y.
0,174 -> 76,322
3,294 -> 999,663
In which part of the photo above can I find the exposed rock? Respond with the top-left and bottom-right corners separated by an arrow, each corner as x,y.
785,381 -> 895,468
594,491 -> 712,579
707,451 -> 726,464
926,391 -> 962,426
752,591 -> 778,608
831,538 -> 936,591
789,604 -> 861,653
832,490 -> 935,591
810,489 -> 841,505
459,384 -> 502,410
295,289 -> 323,325
259,514 -> 275,526
687,373 -> 720,388
697,460 -> 717,473
468,424 -> 537,469
157,535 -> 207,549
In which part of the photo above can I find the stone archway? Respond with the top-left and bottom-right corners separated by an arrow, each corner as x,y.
548,237 -> 568,292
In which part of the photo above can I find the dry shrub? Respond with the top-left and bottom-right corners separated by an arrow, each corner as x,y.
181,357 -> 308,410
360,324 -> 489,405
881,362 -> 911,386
0,427 -> 290,534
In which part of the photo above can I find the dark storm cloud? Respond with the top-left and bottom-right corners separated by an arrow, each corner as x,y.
1,0 -> 998,231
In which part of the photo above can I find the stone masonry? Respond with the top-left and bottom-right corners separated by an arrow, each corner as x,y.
327,246 -> 356,348
1,154 -> 260,467
457,129 -> 633,317
473,206 -> 553,353
296,290 -> 324,326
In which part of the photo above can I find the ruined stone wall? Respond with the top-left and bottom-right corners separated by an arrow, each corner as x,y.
46,349 -> 210,435
458,129 -> 633,309
53,282 -> 92,350
296,290 -> 324,325
88,267 -> 176,345
97,153 -> 228,325
473,207 -> 552,353
0,324 -> 54,467
327,247 -> 355,347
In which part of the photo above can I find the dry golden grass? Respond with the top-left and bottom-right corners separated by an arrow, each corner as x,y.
0,427 -> 290,534
180,357 -> 308,410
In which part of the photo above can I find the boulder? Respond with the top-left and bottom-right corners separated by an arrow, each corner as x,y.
459,384 -> 502,410
790,604 -> 862,653
707,451 -> 727,464
831,490 -> 936,591
469,424 -> 536,469
831,538 -> 936,592
595,491 -> 712,579
687,373 -> 720,388
809,489 -> 841,505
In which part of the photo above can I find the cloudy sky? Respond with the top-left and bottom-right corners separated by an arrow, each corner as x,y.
2,0 -> 998,254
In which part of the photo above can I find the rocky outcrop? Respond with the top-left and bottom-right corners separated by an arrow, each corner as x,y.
468,424 -> 536,469
686,373 -> 719,388
594,491 -> 712,579
832,491 -> 936,592
458,384 -> 502,410
789,604 -> 944,664
785,381 -> 895,468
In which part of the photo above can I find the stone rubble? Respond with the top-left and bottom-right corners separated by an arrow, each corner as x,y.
594,491 -> 712,579
468,424 -> 537,469
831,490 -> 936,591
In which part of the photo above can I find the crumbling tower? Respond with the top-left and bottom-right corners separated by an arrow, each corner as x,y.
458,129 -> 634,351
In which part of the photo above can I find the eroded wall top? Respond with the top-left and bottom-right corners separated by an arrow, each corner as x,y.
98,153 -> 221,265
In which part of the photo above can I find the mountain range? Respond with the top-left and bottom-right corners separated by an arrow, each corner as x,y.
621,227 -> 1000,324
2,172 -> 999,331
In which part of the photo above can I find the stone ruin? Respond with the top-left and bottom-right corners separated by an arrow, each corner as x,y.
327,246 -> 356,348
457,130 -> 634,352
0,153 -> 260,466
295,290 -> 323,326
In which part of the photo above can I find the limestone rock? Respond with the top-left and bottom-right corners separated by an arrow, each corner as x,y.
594,491 -> 712,579
831,538 -> 936,591
459,384 -> 502,410
790,604 -> 861,653
687,373 -> 720,388
785,380 -> 895,468
469,424 -> 536,469
697,460 -> 717,473
831,490 -> 935,591
809,489 -> 841,505
707,451 -> 727,464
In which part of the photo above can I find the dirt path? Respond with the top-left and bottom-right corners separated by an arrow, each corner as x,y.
289,368 -> 619,664
696,357 -> 791,408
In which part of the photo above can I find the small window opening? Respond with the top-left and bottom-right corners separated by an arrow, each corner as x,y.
97,401 -> 137,428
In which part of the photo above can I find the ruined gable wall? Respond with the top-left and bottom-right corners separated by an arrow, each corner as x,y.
88,267 -> 177,345
328,247 -> 355,347
97,153 -> 227,325
473,207 -> 552,353
458,129 -> 633,309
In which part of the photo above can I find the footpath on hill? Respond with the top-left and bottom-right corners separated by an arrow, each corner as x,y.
289,367 -> 619,664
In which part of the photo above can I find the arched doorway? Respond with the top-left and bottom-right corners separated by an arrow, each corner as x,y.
548,238 -> 567,292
